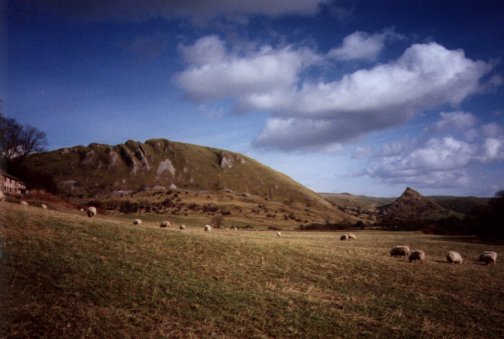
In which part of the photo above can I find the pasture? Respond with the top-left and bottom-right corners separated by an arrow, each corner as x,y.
1,203 -> 503,337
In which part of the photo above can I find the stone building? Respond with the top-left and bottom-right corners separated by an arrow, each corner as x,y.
0,169 -> 27,196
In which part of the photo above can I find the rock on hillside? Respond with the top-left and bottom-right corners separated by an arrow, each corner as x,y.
19,138 -> 352,222
379,187 -> 456,221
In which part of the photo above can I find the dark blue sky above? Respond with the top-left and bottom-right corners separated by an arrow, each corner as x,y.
2,0 -> 503,196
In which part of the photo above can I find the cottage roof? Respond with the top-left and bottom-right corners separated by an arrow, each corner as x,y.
0,168 -> 25,183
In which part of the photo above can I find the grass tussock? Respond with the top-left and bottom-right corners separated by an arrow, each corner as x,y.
1,203 -> 504,337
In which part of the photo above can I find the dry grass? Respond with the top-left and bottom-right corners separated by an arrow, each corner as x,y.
1,202 -> 503,338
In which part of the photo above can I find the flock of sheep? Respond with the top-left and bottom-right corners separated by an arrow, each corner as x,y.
84,206 -> 500,265
389,245 -> 497,265
339,231 -> 497,265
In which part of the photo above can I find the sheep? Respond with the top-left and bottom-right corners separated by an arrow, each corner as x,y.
20,200 -> 29,206
340,234 -> 349,240
179,224 -> 186,230
133,219 -> 142,225
447,251 -> 463,264
87,206 -> 97,218
348,233 -> 357,240
390,245 -> 411,258
160,220 -> 170,228
277,231 -> 282,237
41,204 -> 48,210
204,224 -> 212,232
233,226 -> 238,230
408,250 -> 426,263
478,251 -> 497,265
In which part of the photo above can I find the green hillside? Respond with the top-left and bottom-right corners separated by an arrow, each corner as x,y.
19,139 -> 353,226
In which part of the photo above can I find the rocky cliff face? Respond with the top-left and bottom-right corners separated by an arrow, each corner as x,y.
21,138 -> 335,210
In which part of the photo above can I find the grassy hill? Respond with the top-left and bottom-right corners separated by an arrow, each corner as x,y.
19,138 -> 353,227
321,192 -> 394,209
2,202 -> 503,337
379,187 -> 459,221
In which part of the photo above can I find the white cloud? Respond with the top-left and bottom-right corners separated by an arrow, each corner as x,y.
363,112 -> 504,191
34,0 -> 333,23
434,111 -> 477,130
327,30 -> 401,61
482,138 -> 504,161
176,36 -> 319,102
253,42 -> 493,149
175,34 -> 496,151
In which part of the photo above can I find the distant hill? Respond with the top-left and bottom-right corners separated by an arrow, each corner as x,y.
429,196 -> 490,214
379,187 -> 459,221
19,138 -> 354,227
320,192 -> 394,210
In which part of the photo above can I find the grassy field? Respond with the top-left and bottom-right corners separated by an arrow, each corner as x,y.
1,202 -> 503,338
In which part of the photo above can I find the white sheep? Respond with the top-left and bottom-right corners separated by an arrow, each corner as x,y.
20,200 -> 29,206
41,204 -> 48,210
447,251 -> 463,264
390,245 -> 411,257
408,250 -> 426,263
87,206 -> 97,218
348,233 -> 357,240
277,231 -> 282,237
133,219 -> 142,225
160,220 -> 170,228
340,234 -> 349,240
179,224 -> 186,230
204,224 -> 212,232
478,251 -> 497,265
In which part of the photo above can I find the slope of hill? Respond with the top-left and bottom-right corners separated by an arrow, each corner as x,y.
379,187 -> 458,221
320,192 -> 394,209
429,196 -> 490,214
19,138 -> 354,226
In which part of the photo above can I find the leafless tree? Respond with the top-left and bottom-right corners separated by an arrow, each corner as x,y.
0,112 -> 47,170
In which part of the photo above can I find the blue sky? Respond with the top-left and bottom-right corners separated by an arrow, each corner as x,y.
2,0 -> 503,197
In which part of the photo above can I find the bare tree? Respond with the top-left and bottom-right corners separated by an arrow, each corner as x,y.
0,112 -> 47,170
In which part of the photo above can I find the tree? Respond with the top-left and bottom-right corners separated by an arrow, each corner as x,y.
475,190 -> 504,238
0,112 -> 47,171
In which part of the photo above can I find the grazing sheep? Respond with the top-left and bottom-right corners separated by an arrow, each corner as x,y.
340,234 -> 349,240
390,245 -> 411,257
133,219 -> 142,225
478,251 -> 497,265
204,224 -> 212,232
179,224 -> 186,230
160,220 -> 170,228
348,233 -> 357,240
20,200 -> 29,206
41,204 -> 48,210
277,232 -> 282,237
87,206 -> 97,218
447,251 -> 463,264
408,250 -> 426,263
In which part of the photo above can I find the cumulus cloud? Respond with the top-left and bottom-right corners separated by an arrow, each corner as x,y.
253,42 -> 493,149
175,36 -> 319,102
327,30 -> 401,61
364,111 -> 504,190
30,0 -> 332,23
174,33 -> 496,151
